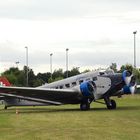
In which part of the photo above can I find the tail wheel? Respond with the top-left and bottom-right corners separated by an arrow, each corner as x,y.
107,100 -> 116,110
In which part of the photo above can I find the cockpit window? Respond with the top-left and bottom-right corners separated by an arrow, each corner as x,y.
105,70 -> 114,75
86,78 -> 90,81
99,72 -> 105,75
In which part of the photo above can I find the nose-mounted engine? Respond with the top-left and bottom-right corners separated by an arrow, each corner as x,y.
122,70 -> 136,94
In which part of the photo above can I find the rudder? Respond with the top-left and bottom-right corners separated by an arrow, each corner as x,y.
0,77 -> 11,86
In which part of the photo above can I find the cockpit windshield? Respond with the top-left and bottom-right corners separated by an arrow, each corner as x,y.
104,69 -> 114,75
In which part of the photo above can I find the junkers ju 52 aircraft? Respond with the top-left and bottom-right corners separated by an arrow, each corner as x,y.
0,69 -> 136,110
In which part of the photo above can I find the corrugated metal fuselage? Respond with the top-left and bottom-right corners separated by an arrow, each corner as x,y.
3,70 -> 123,107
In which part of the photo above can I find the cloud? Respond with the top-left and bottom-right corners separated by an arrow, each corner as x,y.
0,0 -> 84,19
0,38 -> 139,74
0,0 -> 140,73
0,0 -> 140,20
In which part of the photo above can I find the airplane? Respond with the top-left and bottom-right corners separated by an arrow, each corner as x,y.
0,69 -> 136,111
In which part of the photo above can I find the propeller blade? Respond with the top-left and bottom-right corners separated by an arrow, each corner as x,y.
129,85 -> 136,94
129,76 -> 136,94
122,70 -> 136,94
122,70 -> 132,86
125,77 -> 131,86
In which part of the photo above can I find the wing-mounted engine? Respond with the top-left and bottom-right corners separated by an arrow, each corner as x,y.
122,70 -> 136,94
72,80 -> 96,110
73,80 -> 96,99
80,81 -> 96,97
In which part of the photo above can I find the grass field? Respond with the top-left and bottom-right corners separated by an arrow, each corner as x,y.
0,95 -> 140,140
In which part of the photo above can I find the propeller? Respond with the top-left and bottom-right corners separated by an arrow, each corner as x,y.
122,70 -> 136,94
129,76 -> 136,94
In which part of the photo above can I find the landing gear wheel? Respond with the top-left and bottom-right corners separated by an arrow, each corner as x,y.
80,102 -> 90,111
107,100 -> 116,110
4,106 -> 7,110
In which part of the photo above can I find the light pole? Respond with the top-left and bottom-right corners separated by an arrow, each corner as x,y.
66,48 -> 69,78
133,31 -> 137,68
25,46 -> 28,87
15,61 -> 20,68
50,53 -> 53,80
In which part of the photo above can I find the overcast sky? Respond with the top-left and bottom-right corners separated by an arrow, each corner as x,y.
0,0 -> 140,74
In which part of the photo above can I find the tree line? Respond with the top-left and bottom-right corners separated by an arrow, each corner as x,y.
1,66 -> 81,87
1,63 -> 140,87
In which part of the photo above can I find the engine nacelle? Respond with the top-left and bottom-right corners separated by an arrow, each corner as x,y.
79,81 -> 96,97
123,85 -> 131,94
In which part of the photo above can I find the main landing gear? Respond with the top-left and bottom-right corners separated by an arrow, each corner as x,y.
80,99 -> 92,111
80,97 -> 117,111
4,106 -> 7,110
104,96 -> 116,110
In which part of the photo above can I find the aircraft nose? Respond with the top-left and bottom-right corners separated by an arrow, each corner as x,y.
122,70 -> 132,86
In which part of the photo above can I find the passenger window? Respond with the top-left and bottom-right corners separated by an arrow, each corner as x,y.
60,85 -> 63,89
72,82 -> 76,86
65,84 -> 70,88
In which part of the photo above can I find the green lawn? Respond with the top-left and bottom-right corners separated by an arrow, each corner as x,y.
0,95 -> 140,140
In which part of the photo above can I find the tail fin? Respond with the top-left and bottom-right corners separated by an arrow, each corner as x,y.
0,77 -> 11,86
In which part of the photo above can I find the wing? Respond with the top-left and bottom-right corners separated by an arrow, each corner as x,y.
0,86 -> 80,105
